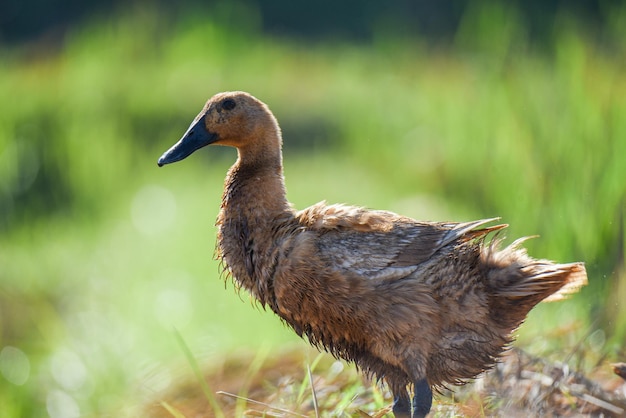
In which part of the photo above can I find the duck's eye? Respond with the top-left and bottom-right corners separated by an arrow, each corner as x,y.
222,99 -> 236,111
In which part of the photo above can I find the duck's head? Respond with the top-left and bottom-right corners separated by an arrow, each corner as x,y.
158,91 -> 281,167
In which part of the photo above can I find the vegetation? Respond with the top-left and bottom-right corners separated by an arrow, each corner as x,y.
1,2 -> 625,416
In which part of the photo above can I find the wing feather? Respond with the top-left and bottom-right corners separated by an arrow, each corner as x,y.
297,203 -> 504,280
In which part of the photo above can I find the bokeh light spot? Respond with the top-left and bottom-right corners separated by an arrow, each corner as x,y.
51,348 -> 88,391
0,346 -> 30,386
46,390 -> 80,418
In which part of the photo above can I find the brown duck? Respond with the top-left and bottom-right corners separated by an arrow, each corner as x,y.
158,91 -> 587,417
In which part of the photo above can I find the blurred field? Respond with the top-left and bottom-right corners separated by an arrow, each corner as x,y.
1,3 -> 625,417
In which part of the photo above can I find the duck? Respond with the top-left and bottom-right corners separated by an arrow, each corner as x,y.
157,91 -> 588,417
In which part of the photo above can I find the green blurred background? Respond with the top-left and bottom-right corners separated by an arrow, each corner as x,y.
1,1 -> 625,416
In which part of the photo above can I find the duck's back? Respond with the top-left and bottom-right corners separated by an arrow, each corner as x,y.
297,202 -> 501,280
286,202 -> 586,388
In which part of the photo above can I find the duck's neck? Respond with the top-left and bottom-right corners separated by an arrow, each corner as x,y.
221,154 -> 291,215
216,153 -> 293,305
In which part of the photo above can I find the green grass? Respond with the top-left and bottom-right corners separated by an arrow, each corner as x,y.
173,328 -> 224,418
1,4 -> 625,417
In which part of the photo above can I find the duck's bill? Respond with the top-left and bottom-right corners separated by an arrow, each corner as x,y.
157,115 -> 218,166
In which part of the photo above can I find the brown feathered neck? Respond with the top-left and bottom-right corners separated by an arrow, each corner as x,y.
220,125 -> 291,215
215,127 -> 296,304
222,158 -> 290,213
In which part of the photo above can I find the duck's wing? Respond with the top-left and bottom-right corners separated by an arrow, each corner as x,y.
297,202 -> 505,281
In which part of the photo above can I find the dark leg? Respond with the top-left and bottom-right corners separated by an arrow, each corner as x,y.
392,386 -> 412,418
412,378 -> 432,418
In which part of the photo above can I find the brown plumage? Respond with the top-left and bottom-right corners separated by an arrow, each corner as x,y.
158,91 -> 588,417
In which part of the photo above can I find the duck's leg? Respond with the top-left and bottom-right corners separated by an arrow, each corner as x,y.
411,378 -> 432,418
392,386 -> 412,417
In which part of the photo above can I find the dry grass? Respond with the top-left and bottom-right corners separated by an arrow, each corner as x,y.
142,346 -> 626,418
446,348 -> 626,417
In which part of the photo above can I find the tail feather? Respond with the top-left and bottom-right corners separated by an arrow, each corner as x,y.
479,237 -> 587,330
483,238 -> 588,304
541,262 -> 587,302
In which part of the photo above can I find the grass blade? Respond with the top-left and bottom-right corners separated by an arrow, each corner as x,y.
173,328 -> 224,418
307,363 -> 319,418
160,401 -> 187,418
296,352 -> 325,404
216,391 -> 308,417
235,344 -> 270,417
